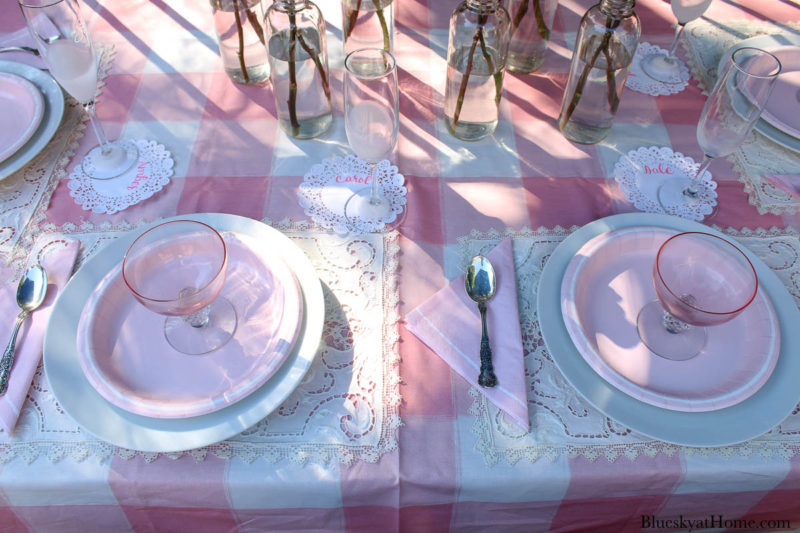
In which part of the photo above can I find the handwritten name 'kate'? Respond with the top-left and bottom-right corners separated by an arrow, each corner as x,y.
643,163 -> 673,175
335,174 -> 370,185
127,161 -> 150,190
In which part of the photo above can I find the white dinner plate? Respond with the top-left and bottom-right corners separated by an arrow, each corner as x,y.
0,72 -> 44,163
718,34 -> 800,153
0,61 -> 65,180
44,213 -> 324,453
538,213 -> 800,447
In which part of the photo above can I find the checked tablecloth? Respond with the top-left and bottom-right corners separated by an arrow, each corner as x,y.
1,0 -> 800,531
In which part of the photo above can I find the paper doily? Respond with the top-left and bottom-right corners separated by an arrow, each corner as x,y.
298,154 -> 407,235
68,139 -> 174,214
627,42 -> 691,96
614,146 -> 717,221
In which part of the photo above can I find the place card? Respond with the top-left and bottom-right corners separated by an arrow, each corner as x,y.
68,139 -> 174,214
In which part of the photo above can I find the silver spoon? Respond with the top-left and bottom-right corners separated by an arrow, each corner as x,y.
0,265 -> 48,395
465,255 -> 498,388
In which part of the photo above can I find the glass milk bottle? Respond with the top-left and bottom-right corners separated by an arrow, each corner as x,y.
444,0 -> 511,141
342,0 -> 394,55
505,0 -> 558,74
557,0 -> 640,144
265,0 -> 333,139
210,0 -> 270,85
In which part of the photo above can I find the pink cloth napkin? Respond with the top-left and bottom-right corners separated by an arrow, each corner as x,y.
763,174 -> 800,197
405,238 -> 529,430
0,239 -> 79,433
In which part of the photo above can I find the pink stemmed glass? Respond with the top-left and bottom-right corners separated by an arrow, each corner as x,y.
122,220 -> 237,355
636,232 -> 758,361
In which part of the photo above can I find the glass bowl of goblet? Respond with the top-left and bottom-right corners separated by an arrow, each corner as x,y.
122,220 -> 237,355
636,232 -> 758,361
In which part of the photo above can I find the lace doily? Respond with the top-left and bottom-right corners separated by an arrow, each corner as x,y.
298,155 -> 407,235
67,140 -> 174,214
0,218 -> 401,466
613,146 -> 717,221
682,20 -> 800,215
0,44 -> 114,260
458,226 -> 800,466
627,41 -> 691,96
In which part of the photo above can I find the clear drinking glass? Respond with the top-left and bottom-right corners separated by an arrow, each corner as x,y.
19,0 -> 138,180
636,232 -> 758,361
640,0 -> 712,84
342,48 -> 405,232
122,221 -> 237,355
658,47 -> 781,213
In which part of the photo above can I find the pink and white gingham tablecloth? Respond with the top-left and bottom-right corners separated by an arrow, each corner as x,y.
1,0 -> 800,531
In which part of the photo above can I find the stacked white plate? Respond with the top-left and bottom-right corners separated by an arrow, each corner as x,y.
720,34 -> 800,153
44,213 -> 324,453
0,61 -> 65,180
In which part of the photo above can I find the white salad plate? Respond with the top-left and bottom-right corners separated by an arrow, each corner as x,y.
538,213 -> 800,447
44,213 -> 324,453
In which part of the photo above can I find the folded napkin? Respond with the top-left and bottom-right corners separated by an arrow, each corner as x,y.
763,174 -> 800,196
405,238 -> 529,430
0,238 -> 79,433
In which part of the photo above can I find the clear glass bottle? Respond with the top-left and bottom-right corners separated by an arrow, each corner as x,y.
557,0 -> 640,144
265,0 -> 333,139
444,0 -> 511,141
342,0 -> 394,55
505,0 -> 558,74
211,0 -> 270,85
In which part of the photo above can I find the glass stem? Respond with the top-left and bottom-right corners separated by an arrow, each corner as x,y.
84,102 -> 112,155
666,23 -> 685,60
684,155 -> 712,198
368,162 -> 382,205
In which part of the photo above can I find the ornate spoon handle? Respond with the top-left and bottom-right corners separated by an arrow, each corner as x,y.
0,311 -> 29,395
477,301 -> 498,388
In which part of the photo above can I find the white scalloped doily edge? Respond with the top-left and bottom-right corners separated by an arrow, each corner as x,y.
614,146 -> 717,222
67,139 -> 174,214
627,41 -> 691,96
298,154 -> 407,235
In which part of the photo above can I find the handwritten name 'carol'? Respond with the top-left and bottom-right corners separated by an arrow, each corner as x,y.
335,174 -> 370,185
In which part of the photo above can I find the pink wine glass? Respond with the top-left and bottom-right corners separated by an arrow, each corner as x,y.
122,220 -> 237,355
636,232 -> 758,361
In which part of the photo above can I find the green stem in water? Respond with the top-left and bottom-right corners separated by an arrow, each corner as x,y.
295,29 -> 331,102
287,11 -> 300,136
231,0 -> 250,83
478,25 -> 503,106
532,0 -> 550,41
344,0 -> 362,39
511,0 -> 529,35
371,0 -> 391,51
450,20 -> 483,134
245,8 -> 266,46
559,16 -> 620,130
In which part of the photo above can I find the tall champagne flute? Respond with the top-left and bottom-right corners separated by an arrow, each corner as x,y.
20,0 -> 138,180
658,47 -> 781,213
343,47 -> 405,232
640,0 -> 713,84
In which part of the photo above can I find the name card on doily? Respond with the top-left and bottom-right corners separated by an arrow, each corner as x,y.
68,139 -> 174,214
298,154 -> 407,235
614,146 -> 717,221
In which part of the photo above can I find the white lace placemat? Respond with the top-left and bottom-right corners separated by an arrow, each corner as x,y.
614,146 -> 717,221
458,226 -> 800,466
627,41 -> 691,96
683,19 -> 800,215
298,155 -> 407,235
67,139 -> 174,214
0,44 -> 114,262
0,219 -> 401,465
